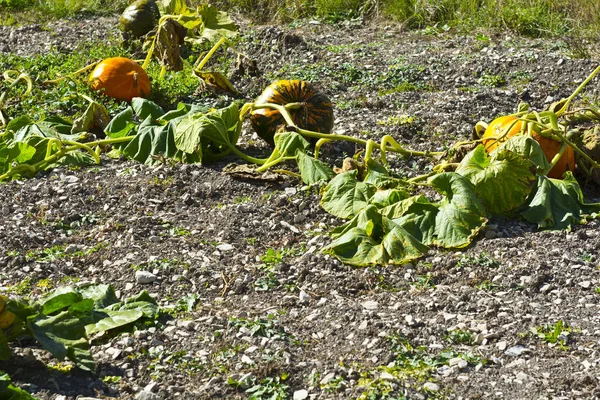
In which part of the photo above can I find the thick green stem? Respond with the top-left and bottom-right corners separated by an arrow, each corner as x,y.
557,64 -> 600,117
256,156 -> 295,173
195,37 -> 227,72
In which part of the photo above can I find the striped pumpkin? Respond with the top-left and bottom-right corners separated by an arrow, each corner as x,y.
250,80 -> 334,145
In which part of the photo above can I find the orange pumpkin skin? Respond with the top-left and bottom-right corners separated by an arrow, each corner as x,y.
482,115 -> 575,178
531,132 -> 576,179
250,80 -> 334,146
89,57 -> 150,102
482,116 -> 524,152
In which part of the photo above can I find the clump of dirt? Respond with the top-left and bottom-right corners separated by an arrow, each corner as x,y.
1,15 -> 600,400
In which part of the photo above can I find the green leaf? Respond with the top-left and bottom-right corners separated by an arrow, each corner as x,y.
456,145 -> 536,214
0,370 -> 37,400
381,195 -> 438,245
369,188 -> 410,208
13,116 -> 78,142
71,100 -> 110,134
39,286 -> 83,315
363,159 -> 402,188
196,4 -> 239,42
28,310 -> 95,371
85,310 -> 144,336
429,172 -> 488,248
78,284 -> 120,309
131,98 -> 165,121
321,171 -> 377,219
174,103 -> 239,159
120,290 -> 159,318
5,115 -> 32,133
273,131 -> 310,157
105,107 -> 136,139
495,134 -> 550,174
324,205 -> 428,266
0,330 -> 11,361
296,151 -> 334,185
158,0 -> 189,15
521,173 -> 600,230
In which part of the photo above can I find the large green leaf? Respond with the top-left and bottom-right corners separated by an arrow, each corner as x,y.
456,145 -> 536,214
369,188 -> 410,208
273,131 -> 310,157
0,371 -> 37,399
381,195 -> 438,245
196,4 -> 239,42
78,284 -> 120,309
521,173 -> 600,230
132,97 -> 165,121
174,102 -> 239,159
39,286 -> 83,315
85,310 -> 144,336
321,171 -> 377,219
495,134 -> 550,174
104,107 -> 136,139
296,151 -> 334,185
429,172 -> 488,248
13,116 -> 78,142
119,290 -> 159,318
28,310 -> 95,371
324,205 -> 428,266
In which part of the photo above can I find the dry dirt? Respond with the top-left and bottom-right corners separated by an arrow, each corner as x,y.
1,14 -> 600,400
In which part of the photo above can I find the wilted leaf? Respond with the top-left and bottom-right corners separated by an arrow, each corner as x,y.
154,18 -> 187,71
71,101 -> 110,134
429,172 -> 488,248
321,171 -> 377,219
195,70 -> 237,95
196,4 -> 239,42
296,151 -> 334,185
456,144 -> 536,214
325,205 -> 428,266
521,173 -> 600,230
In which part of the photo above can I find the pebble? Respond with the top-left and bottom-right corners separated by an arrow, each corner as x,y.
505,345 -> 529,356
423,382 -> 440,391
135,391 -> 160,400
361,300 -> 379,310
299,290 -> 310,304
579,281 -> 591,289
135,271 -> 157,284
293,389 -> 309,400
217,243 -> 234,252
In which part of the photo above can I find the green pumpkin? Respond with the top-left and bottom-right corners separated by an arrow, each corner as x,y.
120,0 -> 160,38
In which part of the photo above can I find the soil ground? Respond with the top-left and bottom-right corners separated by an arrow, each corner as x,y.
1,14 -> 600,400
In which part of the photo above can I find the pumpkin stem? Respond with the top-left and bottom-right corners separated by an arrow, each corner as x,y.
132,72 -> 139,88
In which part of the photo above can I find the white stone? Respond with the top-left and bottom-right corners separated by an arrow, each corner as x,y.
293,389 -> 309,400
423,382 -> 440,391
362,300 -> 379,310
135,270 -> 157,284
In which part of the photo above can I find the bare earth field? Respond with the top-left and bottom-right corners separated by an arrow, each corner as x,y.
1,15 -> 600,400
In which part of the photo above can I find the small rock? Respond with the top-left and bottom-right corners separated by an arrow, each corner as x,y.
505,345 -> 529,356
496,341 -> 507,351
379,371 -> 396,381
241,355 -> 254,364
293,389 -> 309,400
579,281 -> 591,289
135,390 -> 159,400
361,300 -> 379,310
299,290 -> 310,304
320,372 -> 336,385
217,243 -> 234,252
135,270 -> 157,284
358,320 -> 368,330
423,382 -> 440,391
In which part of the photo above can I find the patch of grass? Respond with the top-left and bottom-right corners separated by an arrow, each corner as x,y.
529,319 -> 572,350
456,252 -> 501,269
130,257 -> 189,272
444,329 -> 474,345
229,314 -> 291,340
480,73 -> 506,87
244,375 -> 289,400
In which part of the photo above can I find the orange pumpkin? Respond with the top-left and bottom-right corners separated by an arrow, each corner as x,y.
89,57 -> 150,102
482,115 -> 575,179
